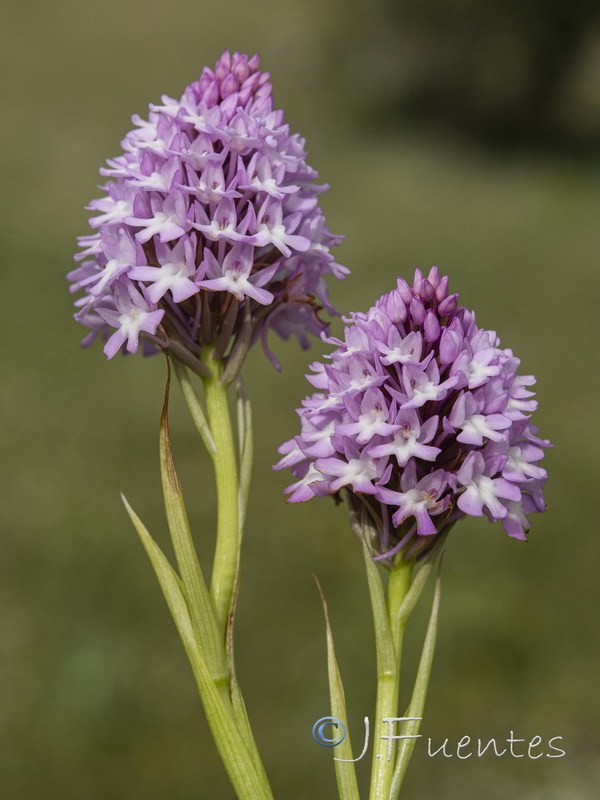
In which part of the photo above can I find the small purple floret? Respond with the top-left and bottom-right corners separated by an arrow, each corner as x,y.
275,267 -> 551,555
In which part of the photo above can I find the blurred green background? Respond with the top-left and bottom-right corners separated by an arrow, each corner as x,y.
1,1 -> 599,798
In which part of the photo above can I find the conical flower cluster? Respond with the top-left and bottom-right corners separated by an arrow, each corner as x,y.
68,51 -> 346,374
275,267 -> 550,559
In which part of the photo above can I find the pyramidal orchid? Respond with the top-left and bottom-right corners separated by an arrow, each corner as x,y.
68,52 -> 348,800
276,266 -> 549,561
68,49 -> 347,381
276,267 -> 551,800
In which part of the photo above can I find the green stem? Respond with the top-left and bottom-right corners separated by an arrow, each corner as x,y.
182,356 -> 271,796
202,351 -> 241,639
390,561 -> 443,799
369,556 -> 414,800
134,356 -> 272,799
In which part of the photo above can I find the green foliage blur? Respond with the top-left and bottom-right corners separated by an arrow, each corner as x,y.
1,1 -> 599,798
340,0 -> 600,149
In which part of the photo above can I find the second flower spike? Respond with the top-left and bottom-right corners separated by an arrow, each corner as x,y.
275,266 -> 551,561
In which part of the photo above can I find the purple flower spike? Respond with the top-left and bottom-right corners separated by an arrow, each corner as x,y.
275,267 -> 551,561
69,51 -> 346,375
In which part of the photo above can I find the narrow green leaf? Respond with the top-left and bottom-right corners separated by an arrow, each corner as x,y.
224,571 -> 271,790
389,557 -> 444,800
222,381 -> 268,789
397,528 -> 448,627
361,532 -> 396,679
167,339 -> 211,378
172,358 -> 216,456
235,377 -> 253,531
396,562 -> 434,627
160,362 -> 229,701
315,577 -> 362,800
122,493 -> 191,638
121,495 -> 272,800
221,302 -> 252,387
